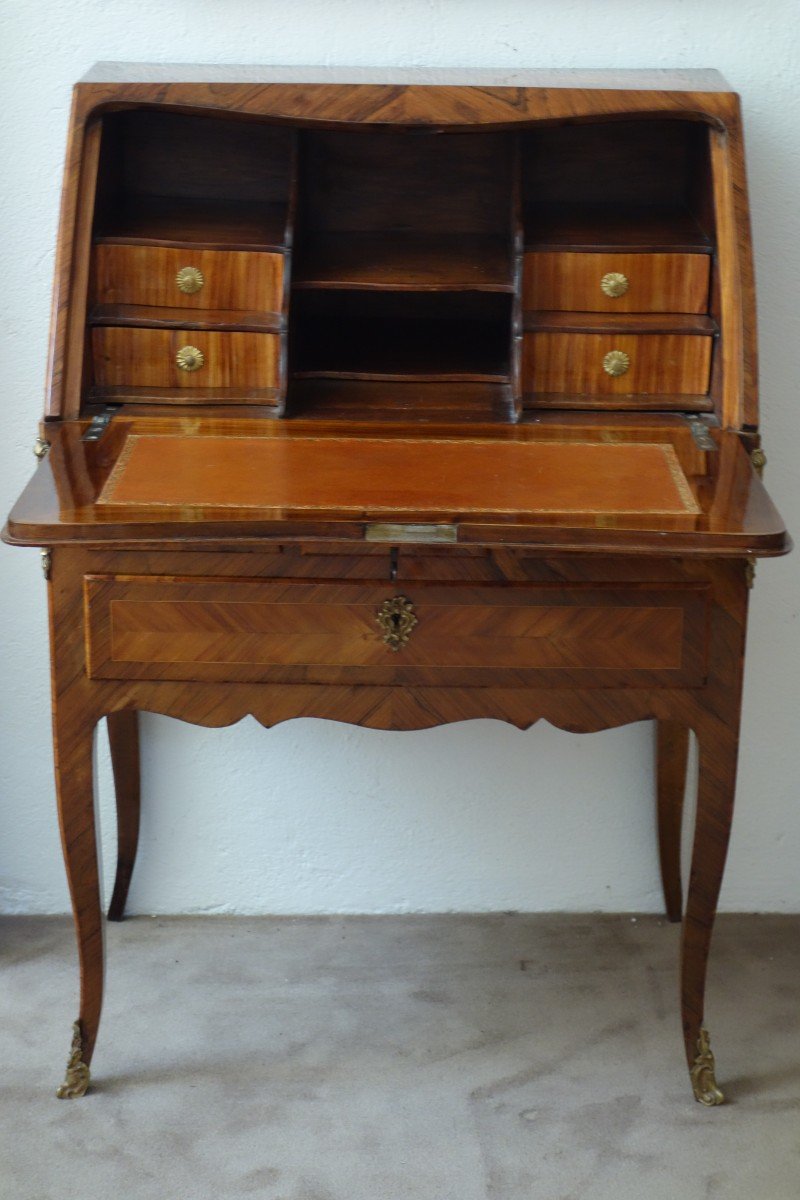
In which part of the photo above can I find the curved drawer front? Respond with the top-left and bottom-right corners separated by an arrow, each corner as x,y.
524,331 -> 712,395
93,244 -> 284,313
523,252 -> 710,314
92,327 -> 280,390
84,576 -> 709,688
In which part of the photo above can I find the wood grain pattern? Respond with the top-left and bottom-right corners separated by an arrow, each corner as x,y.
293,233 -> 513,292
83,575 -> 708,687
523,252 -> 710,314
92,328 -> 280,390
94,197 -> 290,252
6,416 -> 787,556
89,304 -> 282,334
38,541 -> 753,1097
523,203 -> 711,253
656,720 -> 690,923
106,710 -> 140,922
7,69 -> 787,1106
524,332 -> 713,396
42,72 -> 756,431
523,312 -> 717,336
93,244 -> 285,313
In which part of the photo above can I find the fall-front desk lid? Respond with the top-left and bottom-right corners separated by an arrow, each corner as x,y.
3,414 -> 788,555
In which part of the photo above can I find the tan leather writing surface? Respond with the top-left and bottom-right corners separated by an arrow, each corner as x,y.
99,434 -> 699,517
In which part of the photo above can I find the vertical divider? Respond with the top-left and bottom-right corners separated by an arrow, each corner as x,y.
509,134 -> 525,422
276,128 -> 300,417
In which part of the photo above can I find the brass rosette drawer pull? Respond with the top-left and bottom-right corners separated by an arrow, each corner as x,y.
176,344 -> 205,373
376,595 -> 417,651
603,349 -> 630,377
600,271 -> 629,298
175,265 -> 204,295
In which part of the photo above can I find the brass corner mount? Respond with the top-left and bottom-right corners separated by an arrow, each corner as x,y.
56,1021 -> 91,1099
689,1027 -> 725,1106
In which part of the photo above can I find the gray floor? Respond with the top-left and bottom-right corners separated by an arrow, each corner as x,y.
2,915 -> 799,1200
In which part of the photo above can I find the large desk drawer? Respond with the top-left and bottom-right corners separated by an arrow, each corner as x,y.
84,576 -> 709,688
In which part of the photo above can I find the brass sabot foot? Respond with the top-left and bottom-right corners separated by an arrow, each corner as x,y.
56,1021 -> 91,1099
690,1027 -> 724,1106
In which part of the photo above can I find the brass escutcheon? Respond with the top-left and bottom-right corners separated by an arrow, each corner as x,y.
603,349 -> 630,377
176,266 -> 204,295
601,271 -> 629,298
176,345 -> 205,373
376,596 -> 417,652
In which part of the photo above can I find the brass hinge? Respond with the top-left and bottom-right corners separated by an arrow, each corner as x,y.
751,446 -> 767,478
33,436 -> 50,460
41,548 -> 52,581
745,559 -> 756,589
82,405 -> 119,443
684,416 -> 717,451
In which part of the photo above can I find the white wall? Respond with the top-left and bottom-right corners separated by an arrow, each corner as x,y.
1,1 -> 799,916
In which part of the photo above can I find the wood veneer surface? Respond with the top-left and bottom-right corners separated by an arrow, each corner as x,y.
93,244 -> 284,312
92,328 -> 280,390
523,252 -> 710,314
99,433 -> 699,516
525,333 -> 713,396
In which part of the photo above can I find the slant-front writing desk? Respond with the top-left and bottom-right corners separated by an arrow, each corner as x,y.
3,65 -> 790,1104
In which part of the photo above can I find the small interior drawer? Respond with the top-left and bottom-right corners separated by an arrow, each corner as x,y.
523,251 -> 710,314
83,575 -> 708,688
93,244 -> 284,313
524,332 -> 712,395
92,327 -> 280,390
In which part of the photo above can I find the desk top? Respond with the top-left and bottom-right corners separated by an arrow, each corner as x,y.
78,64 -> 732,92
4,415 -> 787,556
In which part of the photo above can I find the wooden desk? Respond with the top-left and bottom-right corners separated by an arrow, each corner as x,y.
3,65 -> 789,1105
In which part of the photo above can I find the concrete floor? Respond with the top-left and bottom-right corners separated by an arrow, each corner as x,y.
2,915 -> 799,1200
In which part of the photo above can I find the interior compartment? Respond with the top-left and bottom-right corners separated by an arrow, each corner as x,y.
294,130 -> 516,289
78,113 -> 723,423
521,120 -> 714,251
290,291 -> 512,383
92,111 -> 296,250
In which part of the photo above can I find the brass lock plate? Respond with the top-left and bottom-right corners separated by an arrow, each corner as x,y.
376,596 -> 417,651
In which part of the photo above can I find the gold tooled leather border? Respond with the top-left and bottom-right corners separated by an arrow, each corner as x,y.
99,433 -> 700,516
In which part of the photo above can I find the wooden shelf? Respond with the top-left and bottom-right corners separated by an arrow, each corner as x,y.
288,379 -> 516,423
88,385 -> 281,408
293,233 -> 514,292
523,391 -> 714,412
94,197 -> 291,251
524,204 -> 712,253
89,304 -> 284,334
524,311 -> 718,336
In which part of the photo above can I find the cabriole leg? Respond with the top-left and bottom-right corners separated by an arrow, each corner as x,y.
52,711 -> 104,1097
680,722 -> 740,1106
106,710 -> 141,922
656,721 -> 689,923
